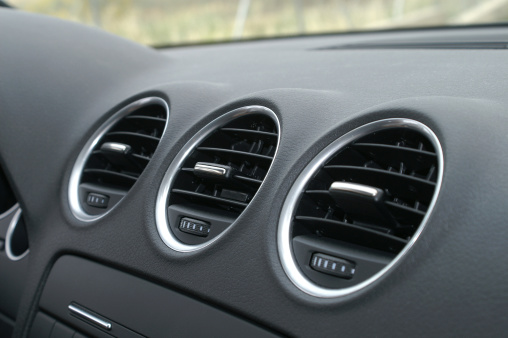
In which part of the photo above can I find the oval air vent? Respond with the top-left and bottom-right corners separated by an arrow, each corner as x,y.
69,97 -> 169,221
156,106 -> 280,252
278,119 -> 443,297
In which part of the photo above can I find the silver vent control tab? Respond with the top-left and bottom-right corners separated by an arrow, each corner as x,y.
193,162 -> 234,180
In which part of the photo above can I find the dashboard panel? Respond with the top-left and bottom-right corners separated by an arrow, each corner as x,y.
1,7 -> 508,338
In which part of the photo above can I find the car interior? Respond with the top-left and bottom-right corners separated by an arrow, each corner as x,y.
1,2 -> 508,337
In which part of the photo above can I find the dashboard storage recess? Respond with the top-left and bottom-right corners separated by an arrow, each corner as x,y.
37,256 -> 277,338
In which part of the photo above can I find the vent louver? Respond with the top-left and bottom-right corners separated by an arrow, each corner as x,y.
69,97 -> 169,221
278,119 -> 443,297
156,106 -> 280,251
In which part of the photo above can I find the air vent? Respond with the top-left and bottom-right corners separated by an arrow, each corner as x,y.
278,119 -> 443,297
0,166 -> 28,261
156,106 -> 280,252
69,97 -> 169,221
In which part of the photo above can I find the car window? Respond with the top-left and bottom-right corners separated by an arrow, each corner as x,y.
8,0 -> 508,46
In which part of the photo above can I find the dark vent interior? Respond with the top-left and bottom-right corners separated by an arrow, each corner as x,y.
291,127 -> 439,289
0,168 -> 16,214
168,113 -> 278,245
79,102 -> 167,215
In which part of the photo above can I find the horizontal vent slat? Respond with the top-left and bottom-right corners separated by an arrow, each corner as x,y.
353,142 -> 436,157
220,128 -> 278,141
83,169 -> 138,181
323,165 -> 435,202
295,216 -> 408,251
351,143 -> 436,172
233,175 -> 263,185
89,150 -> 148,173
106,131 -> 160,142
385,201 -> 425,223
172,189 -> 249,208
125,115 -> 166,123
82,169 -> 137,189
304,189 -> 428,220
197,147 -> 273,163
131,153 -> 151,162
176,169 -> 258,192
295,216 -> 408,244
304,189 -> 335,204
303,190 -> 422,233
179,168 -> 262,189
91,149 -> 151,162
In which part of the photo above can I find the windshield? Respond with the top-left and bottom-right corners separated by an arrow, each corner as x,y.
8,0 -> 508,46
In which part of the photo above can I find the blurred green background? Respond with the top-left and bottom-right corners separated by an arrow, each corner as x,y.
9,0 -> 508,46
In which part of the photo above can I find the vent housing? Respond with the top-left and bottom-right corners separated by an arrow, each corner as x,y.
156,106 -> 280,251
69,97 -> 169,221
278,119 -> 443,297
0,167 -> 28,261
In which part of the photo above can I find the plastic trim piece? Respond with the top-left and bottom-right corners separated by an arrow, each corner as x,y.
68,97 -> 169,222
277,118 -> 444,298
155,106 -> 281,252
5,206 -> 29,261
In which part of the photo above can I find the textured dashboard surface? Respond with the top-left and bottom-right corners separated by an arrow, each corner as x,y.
1,8 -> 508,337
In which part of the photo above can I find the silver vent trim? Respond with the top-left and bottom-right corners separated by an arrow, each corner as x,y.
277,118 -> 444,298
155,106 -> 280,253
5,206 -> 29,261
68,97 -> 169,222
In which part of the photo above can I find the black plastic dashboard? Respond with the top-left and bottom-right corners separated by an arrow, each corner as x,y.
1,7 -> 508,338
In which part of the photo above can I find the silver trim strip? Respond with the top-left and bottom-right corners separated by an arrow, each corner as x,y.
194,163 -> 227,177
155,106 -> 280,253
68,304 -> 112,330
277,118 -> 444,298
68,97 -> 169,222
5,207 -> 29,261
330,182 -> 379,197
0,203 -> 19,221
